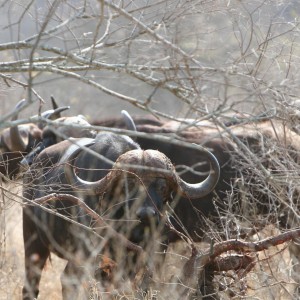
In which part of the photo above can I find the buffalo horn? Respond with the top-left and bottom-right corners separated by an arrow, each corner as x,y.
121,110 -> 137,132
10,97 -> 70,151
41,106 -> 70,121
173,146 -> 220,198
9,99 -> 27,152
64,144 -> 220,199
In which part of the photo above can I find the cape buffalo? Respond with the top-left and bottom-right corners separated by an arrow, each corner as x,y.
22,132 -> 219,299
92,115 -> 300,242
20,114 -> 96,167
20,110 -> 135,167
0,98 -> 69,179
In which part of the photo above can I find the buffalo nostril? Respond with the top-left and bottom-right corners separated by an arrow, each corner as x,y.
136,207 -> 156,222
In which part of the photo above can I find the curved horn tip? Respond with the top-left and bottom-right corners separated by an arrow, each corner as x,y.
121,110 -> 136,132
15,99 -> 27,110
121,110 -> 130,118
41,106 -> 70,120
176,150 -> 220,199
53,106 -> 70,114
11,99 -> 27,121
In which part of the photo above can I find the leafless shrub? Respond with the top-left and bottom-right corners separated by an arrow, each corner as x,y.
1,0 -> 300,299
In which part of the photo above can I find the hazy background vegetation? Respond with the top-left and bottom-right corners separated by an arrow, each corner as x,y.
1,0 -> 300,121
1,0 -> 300,299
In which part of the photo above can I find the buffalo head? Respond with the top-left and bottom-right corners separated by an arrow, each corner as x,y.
1,98 -> 69,152
64,145 -> 220,245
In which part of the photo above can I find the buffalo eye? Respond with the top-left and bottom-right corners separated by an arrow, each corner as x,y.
153,178 -> 168,196
123,178 -> 139,197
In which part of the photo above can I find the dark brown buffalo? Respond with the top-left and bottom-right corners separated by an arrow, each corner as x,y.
20,110 -> 135,167
92,115 -> 300,242
0,98 -> 69,179
92,113 -> 165,129
20,114 -> 96,167
22,132 -> 219,299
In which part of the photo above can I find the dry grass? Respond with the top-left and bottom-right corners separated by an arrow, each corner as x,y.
0,181 -> 298,299
0,182 -> 65,300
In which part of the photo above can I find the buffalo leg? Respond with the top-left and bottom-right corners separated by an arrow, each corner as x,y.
22,210 -> 50,300
22,234 -> 49,299
61,261 -> 90,300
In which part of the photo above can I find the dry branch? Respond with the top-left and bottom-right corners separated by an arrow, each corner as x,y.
29,192 -> 143,254
180,228 -> 300,298
209,229 -> 300,259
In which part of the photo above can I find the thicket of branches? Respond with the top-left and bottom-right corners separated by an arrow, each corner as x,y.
1,0 -> 300,299
1,0 -> 300,121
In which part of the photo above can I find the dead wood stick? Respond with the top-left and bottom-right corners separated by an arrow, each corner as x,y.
209,228 -> 300,260
182,228 -> 300,284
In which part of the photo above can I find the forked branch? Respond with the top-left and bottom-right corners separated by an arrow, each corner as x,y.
181,228 -> 300,298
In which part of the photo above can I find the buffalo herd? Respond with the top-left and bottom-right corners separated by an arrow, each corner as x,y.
1,100 -> 300,299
